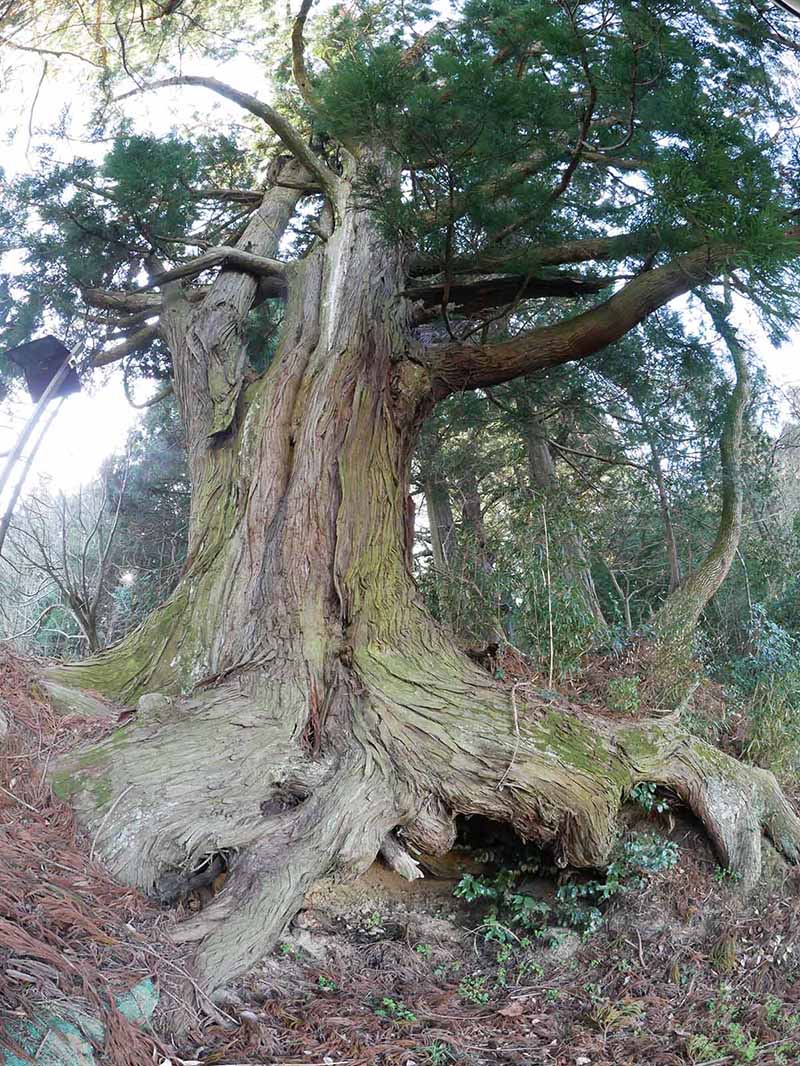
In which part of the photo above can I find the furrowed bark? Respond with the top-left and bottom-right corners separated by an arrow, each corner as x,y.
46,173 -> 798,1002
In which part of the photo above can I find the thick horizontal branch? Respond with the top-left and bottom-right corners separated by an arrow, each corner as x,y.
404,272 -> 610,314
116,76 -> 340,203
190,187 -> 265,205
140,246 -> 287,290
87,306 -> 159,331
410,229 -> 673,277
93,323 -> 160,367
431,244 -> 735,396
82,289 -> 162,313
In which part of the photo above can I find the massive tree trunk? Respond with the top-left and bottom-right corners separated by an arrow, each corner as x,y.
47,165 -> 800,1001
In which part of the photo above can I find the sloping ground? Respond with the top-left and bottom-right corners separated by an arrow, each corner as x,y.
245,847 -> 800,1066
2,641 -> 800,1066
0,645 -> 181,1064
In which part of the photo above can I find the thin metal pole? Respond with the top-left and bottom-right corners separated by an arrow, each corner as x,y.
0,341 -> 83,558
0,345 -> 79,501
0,396 -> 66,558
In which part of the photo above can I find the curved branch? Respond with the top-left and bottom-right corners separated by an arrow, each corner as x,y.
431,244 -> 735,397
292,0 -> 321,113
123,375 -> 173,410
140,246 -> 286,290
116,76 -> 340,203
653,288 -> 749,642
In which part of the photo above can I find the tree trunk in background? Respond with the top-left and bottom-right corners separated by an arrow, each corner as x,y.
47,179 -> 798,1000
648,432 -> 682,594
457,469 -> 493,572
520,407 -> 606,626
653,295 -> 749,690
424,472 -> 456,576
455,468 -> 508,645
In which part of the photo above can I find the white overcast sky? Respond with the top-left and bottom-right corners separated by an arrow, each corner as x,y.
1,10 -> 799,500
0,44 -> 272,495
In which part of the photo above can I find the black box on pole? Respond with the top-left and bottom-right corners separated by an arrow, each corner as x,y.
3,335 -> 82,402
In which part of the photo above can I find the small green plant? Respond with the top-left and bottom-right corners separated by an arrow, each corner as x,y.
516,956 -> 543,982
317,975 -> 338,992
453,872 -> 499,903
607,675 -> 641,714
277,942 -> 296,958
630,781 -> 669,814
454,832 -> 678,941
415,942 -> 432,957
364,909 -> 383,930
583,981 -> 604,1004
764,995 -> 782,1026
545,987 -> 561,1003
423,1040 -> 456,1065
727,1022 -> 758,1061
374,996 -> 417,1022
714,865 -> 743,885
685,983 -> 790,1064
458,974 -> 491,1005
686,1033 -> 721,1062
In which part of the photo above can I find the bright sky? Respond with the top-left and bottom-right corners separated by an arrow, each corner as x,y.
0,42 -> 272,496
1,7 -> 799,503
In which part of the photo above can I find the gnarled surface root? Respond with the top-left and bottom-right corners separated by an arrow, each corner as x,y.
50,650 -> 800,996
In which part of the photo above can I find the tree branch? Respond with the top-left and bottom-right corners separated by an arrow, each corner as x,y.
404,272 -> 610,315
652,284 -> 750,644
115,76 -> 340,203
419,150 -> 551,227
190,187 -> 265,205
410,229 -> 673,277
431,244 -> 734,397
82,289 -> 162,313
292,0 -> 321,113
93,323 -> 160,366
139,246 -> 287,290
579,149 -> 649,172
123,379 -> 174,409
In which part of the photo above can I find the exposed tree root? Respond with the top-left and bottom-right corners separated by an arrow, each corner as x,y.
50,645 -> 800,996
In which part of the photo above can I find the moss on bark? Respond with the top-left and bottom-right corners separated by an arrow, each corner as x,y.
43,186 -> 800,1000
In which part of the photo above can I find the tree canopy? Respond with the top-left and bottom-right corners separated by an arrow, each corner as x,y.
2,0 -> 800,382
